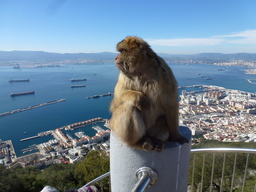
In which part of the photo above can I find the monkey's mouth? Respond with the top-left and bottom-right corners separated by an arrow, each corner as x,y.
115,62 -> 123,68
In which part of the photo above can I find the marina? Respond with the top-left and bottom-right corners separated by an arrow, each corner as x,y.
20,117 -> 105,142
0,99 -> 66,117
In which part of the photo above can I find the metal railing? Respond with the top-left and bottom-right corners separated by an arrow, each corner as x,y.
84,148 -> 256,192
190,148 -> 256,192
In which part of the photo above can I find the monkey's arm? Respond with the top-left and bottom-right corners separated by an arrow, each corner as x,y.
111,90 -> 150,112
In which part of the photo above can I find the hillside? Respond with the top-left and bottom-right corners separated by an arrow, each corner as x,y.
1,51 -> 256,66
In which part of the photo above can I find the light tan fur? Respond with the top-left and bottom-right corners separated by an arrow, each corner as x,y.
110,36 -> 188,151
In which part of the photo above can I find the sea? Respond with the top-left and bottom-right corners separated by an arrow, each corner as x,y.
0,62 -> 255,157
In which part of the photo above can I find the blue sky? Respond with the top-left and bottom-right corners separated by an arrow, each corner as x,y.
0,0 -> 256,54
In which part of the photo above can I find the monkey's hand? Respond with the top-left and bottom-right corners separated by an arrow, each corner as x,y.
121,90 -> 150,111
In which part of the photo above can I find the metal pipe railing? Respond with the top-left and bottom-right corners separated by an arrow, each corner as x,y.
84,171 -> 110,187
131,167 -> 158,192
84,148 -> 256,192
190,147 -> 256,192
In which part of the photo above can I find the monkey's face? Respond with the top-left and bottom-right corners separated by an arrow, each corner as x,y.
115,36 -> 150,78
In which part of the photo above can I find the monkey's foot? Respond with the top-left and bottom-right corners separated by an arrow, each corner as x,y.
140,137 -> 164,152
140,137 -> 154,151
152,138 -> 164,152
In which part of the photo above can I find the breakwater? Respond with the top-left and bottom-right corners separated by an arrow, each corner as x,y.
247,79 -> 256,84
20,135 -> 41,142
0,99 -> 66,117
62,117 -> 104,130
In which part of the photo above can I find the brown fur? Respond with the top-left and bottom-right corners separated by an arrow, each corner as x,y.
110,36 -> 188,151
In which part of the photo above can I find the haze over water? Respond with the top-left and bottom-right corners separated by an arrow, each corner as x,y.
0,63 -> 255,157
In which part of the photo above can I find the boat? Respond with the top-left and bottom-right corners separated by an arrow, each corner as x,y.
71,78 -> 87,82
10,91 -> 35,97
102,93 -> 112,96
93,95 -> 100,98
13,64 -> 20,69
71,85 -> 86,88
205,78 -> 212,80
9,79 -> 29,82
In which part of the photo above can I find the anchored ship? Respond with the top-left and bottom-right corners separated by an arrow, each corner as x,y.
71,78 -> 87,82
71,85 -> 86,88
9,79 -> 30,82
10,91 -> 35,97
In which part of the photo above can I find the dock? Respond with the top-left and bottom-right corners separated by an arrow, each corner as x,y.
63,117 -> 104,130
20,135 -> 41,142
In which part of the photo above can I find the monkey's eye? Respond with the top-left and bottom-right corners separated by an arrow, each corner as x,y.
120,49 -> 125,53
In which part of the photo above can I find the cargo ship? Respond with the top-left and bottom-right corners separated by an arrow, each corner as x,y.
71,78 -> 87,82
10,91 -> 35,97
71,85 -> 86,88
9,79 -> 30,82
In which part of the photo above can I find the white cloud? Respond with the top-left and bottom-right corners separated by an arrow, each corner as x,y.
147,38 -> 224,47
146,29 -> 256,47
215,29 -> 256,45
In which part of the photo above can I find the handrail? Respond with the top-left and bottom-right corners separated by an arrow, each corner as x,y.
191,147 -> 256,153
190,147 -> 256,192
84,172 -> 110,187
84,148 -> 256,191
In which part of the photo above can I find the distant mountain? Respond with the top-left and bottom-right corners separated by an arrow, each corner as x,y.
0,51 -> 117,64
159,53 -> 256,63
1,51 -> 256,65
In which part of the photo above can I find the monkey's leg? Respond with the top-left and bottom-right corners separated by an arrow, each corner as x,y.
110,103 -> 147,149
165,104 -> 189,144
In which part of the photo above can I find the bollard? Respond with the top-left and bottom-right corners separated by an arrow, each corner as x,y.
110,125 -> 191,192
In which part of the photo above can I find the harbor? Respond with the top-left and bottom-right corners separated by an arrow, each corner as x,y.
18,117 -> 109,156
20,117 -> 105,142
0,99 -> 66,117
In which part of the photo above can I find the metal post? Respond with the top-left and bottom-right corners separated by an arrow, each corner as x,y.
110,125 -> 191,192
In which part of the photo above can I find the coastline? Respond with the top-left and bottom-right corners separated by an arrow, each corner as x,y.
245,68 -> 256,75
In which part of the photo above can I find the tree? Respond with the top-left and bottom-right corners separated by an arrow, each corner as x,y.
14,166 -> 43,192
0,165 -> 23,192
75,150 -> 110,192
38,163 -> 79,191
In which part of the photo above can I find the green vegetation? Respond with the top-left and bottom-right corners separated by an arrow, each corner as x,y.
1,141 -> 255,192
189,139 -> 256,192
0,151 -> 110,192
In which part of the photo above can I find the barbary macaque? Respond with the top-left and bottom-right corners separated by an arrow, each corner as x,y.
110,36 -> 189,151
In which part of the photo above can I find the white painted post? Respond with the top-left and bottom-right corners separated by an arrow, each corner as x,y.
110,125 -> 191,192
